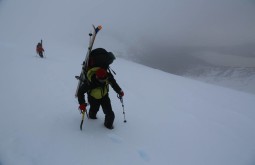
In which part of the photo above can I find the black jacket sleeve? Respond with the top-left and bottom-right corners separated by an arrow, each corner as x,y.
108,73 -> 122,94
77,81 -> 90,104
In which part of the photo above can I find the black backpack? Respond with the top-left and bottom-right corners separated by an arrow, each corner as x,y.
87,48 -> 115,70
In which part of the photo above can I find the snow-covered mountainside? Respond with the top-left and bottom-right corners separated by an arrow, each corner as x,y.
185,66 -> 255,94
1,43 -> 255,165
1,0 -> 255,164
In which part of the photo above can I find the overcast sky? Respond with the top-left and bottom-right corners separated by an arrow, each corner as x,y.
110,0 -> 255,72
1,0 -> 255,74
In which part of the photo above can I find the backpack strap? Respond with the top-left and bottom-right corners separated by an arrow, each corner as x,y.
87,67 -> 100,82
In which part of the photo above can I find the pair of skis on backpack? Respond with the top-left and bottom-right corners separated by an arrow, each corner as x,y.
75,25 -> 102,98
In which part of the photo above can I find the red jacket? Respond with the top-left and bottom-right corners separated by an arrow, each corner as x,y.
36,44 -> 44,53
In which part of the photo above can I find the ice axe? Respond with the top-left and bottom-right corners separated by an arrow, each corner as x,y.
80,109 -> 88,131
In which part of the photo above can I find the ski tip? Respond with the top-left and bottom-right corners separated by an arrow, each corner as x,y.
95,25 -> 102,33
98,25 -> 102,30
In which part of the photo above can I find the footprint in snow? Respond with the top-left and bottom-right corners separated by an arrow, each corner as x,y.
107,133 -> 123,143
137,149 -> 150,162
107,134 -> 150,162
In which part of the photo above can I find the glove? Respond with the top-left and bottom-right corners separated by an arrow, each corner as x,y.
79,103 -> 87,112
119,90 -> 124,97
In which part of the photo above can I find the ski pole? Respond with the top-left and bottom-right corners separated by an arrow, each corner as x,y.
118,95 -> 126,123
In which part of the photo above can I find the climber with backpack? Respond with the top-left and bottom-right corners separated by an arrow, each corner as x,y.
77,48 -> 124,129
36,41 -> 44,58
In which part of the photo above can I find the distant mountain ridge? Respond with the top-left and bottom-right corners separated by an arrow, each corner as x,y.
185,66 -> 255,95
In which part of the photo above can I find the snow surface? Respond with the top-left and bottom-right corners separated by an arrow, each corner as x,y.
1,41 -> 255,165
1,0 -> 255,165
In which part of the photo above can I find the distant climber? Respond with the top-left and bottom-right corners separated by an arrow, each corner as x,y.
36,41 -> 44,58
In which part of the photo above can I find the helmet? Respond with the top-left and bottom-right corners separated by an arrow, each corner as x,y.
95,68 -> 108,80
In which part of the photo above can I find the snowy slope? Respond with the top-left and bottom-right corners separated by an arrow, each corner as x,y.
1,42 -> 255,165
1,0 -> 255,164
